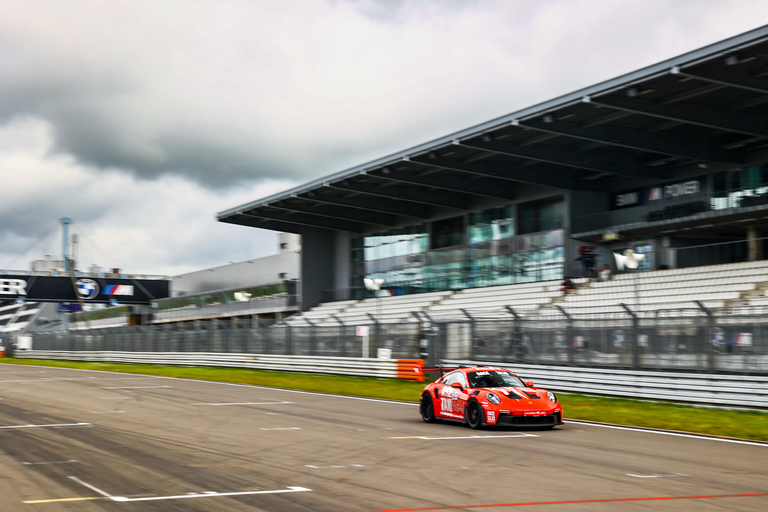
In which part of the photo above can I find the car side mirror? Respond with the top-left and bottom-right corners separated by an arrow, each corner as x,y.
451,382 -> 464,391
525,381 -> 534,388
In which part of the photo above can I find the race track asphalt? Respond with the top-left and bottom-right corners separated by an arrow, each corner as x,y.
0,364 -> 766,511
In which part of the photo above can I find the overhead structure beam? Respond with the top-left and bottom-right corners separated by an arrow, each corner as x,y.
677,68 -> 768,95
327,181 -> 469,210
219,214 -> 305,235
300,193 -> 431,219
517,118 -> 745,163
244,208 -> 364,232
459,139 -> 668,179
373,168 -> 516,200
411,155 -> 598,190
269,202 -> 398,227
590,95 -> 768,138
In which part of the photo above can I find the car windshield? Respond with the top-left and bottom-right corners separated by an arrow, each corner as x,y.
467,370 -> 525,389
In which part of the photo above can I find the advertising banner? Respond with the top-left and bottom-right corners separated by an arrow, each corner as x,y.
0,275 -> 169,304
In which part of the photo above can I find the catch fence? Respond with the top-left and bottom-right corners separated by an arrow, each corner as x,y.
17,305 -> 768,374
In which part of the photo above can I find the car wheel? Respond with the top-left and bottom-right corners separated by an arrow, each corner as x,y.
420,393 -> 436,423
466,400 -> 483,429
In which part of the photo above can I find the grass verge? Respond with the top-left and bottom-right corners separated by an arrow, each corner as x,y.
2,358 -> 767,441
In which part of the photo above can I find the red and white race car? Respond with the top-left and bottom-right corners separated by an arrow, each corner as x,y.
419,366 -> 564,429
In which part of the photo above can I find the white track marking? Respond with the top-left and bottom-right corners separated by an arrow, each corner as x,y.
16,364 -> 768,448
0,423 -> 91,429
201,401 -> 293,406
390,433 -> 539,440
306,464 -> 363,469
567,420 -> 768,447
627,473 -> 688,478
110,486 -> 311,502
68,476 -> 112,497
102,386 -> 171,389
0,377 -> 96,383
260,427 -> 302,431
23,460 -> 78,465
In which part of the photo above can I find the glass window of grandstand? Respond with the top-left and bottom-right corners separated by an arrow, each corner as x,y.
518,198 -> 564,234
712,164 -> 768,210
349,201 -> 565,298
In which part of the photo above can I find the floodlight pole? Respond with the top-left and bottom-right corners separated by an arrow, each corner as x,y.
60,217 -> 72,333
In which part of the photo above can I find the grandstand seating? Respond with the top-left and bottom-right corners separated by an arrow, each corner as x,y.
286,261 -> 768,325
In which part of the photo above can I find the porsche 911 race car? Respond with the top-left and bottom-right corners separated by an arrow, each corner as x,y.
419,366 -> 564,429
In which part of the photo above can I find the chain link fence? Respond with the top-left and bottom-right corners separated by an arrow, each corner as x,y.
12,306 -> 768,374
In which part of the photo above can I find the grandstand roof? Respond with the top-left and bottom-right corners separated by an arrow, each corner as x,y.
218,25 -> 768,235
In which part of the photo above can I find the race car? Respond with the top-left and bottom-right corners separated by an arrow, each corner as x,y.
419,366 -> 563,429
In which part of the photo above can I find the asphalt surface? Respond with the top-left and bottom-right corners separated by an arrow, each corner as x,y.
0,364 -> 766,511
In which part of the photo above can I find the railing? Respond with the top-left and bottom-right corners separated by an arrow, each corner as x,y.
12,304 -> 768,374
445,360 -> 768,408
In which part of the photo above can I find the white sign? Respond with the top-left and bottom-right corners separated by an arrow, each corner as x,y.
356,326 -> 369,337
377,348 -> 392,359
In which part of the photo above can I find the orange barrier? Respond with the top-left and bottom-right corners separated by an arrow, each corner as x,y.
396,359 -> 424,381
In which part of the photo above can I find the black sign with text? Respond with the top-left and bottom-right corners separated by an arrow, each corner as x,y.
0,275 -> 170,304
610,176 -> 707,210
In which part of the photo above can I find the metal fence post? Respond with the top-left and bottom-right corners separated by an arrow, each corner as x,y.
620,303 -> 639,369
555,305 -> 574,365
461,309 -> 475,360
696,300 -> 716,372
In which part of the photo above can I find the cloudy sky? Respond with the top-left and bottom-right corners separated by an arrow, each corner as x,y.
2,0 -> 768,276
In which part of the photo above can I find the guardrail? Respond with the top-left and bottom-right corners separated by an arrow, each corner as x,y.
12,351 -> 424,381
445,359 -> 768,408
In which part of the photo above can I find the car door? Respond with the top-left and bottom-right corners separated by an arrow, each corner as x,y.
436,371 -> 468,420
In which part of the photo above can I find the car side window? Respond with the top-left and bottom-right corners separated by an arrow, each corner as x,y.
442,372 -> 467,388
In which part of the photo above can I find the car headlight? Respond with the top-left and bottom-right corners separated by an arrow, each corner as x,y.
486,392 -> 501,405
547,392 -> 557,403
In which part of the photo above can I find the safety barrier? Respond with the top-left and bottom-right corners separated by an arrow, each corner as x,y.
445,359 -> 768,408
12,351 -> 424,381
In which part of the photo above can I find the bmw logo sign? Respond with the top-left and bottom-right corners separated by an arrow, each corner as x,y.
75,279 -> 99,299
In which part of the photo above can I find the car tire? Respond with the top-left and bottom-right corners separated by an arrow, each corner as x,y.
420,393 -> 436,423
466,400 -> 483,429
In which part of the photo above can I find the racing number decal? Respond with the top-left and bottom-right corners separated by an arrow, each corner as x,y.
439,387 -> 461,417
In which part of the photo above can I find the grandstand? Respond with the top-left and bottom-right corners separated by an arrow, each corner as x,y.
217,26 -> 768,330
283,260 -> 768,325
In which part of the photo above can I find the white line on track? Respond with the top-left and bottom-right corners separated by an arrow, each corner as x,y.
306,464 -> 363,469
0,423 -> 91,429
17,364 -> 768,448
391,433 -> 539,440
102,386 -> 171,389
567,420 -> 768,448
0,377 -> 96,383
110,486 -> 312,502
201,401 -> 293,406
68,476 -> 112,497
627,472 -> 688,478
260,427 -> 302,431
24,460 -> 78,465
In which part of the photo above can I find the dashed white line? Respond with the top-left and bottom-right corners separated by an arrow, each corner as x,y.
202,401 -> 293,406
390,433 -> 540,440
260,427 -> 302,431
627,473 -> 688,478
102,386 -> 171,389
110,486 -> 311,502
306,464 -> 363,469
23,460 -> 78,466
100,397 -> 129,400
0,423 -> 92,430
